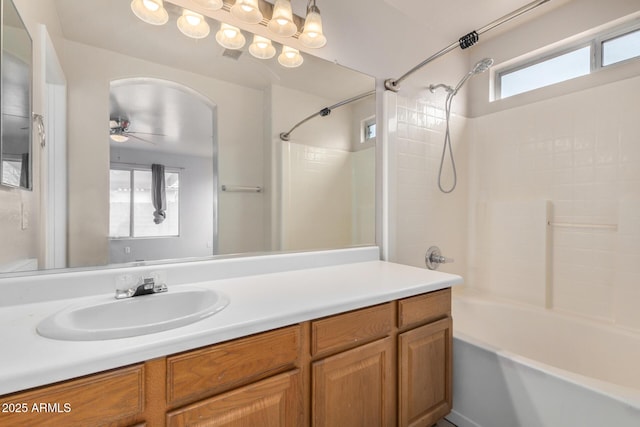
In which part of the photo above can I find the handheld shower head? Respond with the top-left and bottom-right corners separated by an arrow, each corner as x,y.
452,57 -> 494,94
472,57 -> 494,75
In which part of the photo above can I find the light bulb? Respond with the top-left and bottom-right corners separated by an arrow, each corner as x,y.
249,35 -> 276,59
224,28 -> 238,38
142,0 -> 160,11
231,0 -> 263,24
268,0 -> 297,37
300,6 -> 326,48
131,0 -> 168,25
278,46 -> 303,68
185,14 -> 201,26
192,0 -> 223,10
110,134 -> 129,143
216,23 -> 246,49
177,10 -> 210,39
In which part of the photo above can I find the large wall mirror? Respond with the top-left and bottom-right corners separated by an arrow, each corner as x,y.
0,0 -> 376,275
1,0 -> 32,190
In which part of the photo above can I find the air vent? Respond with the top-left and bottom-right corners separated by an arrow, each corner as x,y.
222,49 -> 243,60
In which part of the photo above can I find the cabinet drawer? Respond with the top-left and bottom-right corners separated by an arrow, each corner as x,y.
311,302 -> 394,357
167,325 -> 300,406
0,364 -> 144,427
167,370 -> 302,427
398,288 -> 451,330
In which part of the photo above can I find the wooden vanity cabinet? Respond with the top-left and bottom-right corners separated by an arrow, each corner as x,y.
397,289 -> 453,427
311,303 -> 396,427
0,364 -> 145,427
0,287 -> 452,427
164,325 -> 303,427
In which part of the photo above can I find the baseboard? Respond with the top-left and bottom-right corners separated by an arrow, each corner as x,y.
446,410 -> 483,427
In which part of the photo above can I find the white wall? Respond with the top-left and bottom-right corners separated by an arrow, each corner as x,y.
61,39 -> 265,266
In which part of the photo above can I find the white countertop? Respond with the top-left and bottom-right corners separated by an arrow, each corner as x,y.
0,260 -> 462,395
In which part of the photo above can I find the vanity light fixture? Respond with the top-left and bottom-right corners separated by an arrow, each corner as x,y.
268,0 -> 297,37
230,0 -> 263,24
278,46 -> 303,68
192,0 -> 223,10
299,0 -> 326,48
130,0 -> 169,26
216,23 -> 246,49
177,10 -> 210,38
249,35 -> 276,59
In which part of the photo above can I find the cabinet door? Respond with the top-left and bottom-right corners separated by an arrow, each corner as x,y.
398,317 -> 452,427
312,337 -> 394,427
166,370 -> 302,427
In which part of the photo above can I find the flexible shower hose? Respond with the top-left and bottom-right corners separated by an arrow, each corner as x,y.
438,90 -> 457,193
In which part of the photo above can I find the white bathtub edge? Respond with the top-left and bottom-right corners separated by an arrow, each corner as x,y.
453,332 -> 640,411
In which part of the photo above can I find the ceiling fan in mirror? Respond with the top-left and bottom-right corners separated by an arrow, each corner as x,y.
109,118 -> 163,144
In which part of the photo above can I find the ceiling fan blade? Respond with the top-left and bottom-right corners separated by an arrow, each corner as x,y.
127,130 -> 167,137
127,134 -> 157,145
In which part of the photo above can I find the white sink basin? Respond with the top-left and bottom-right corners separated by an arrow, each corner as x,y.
37,287 -> 229,341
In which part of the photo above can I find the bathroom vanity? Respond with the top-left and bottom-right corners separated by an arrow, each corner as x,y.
1,288 -> 451,427
0,253 -> 460,427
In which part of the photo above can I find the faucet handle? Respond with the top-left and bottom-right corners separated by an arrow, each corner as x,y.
115,274 -> 139,299
115,271 -> 168,299
131,277 -> 166,297
425,246 -> 454,270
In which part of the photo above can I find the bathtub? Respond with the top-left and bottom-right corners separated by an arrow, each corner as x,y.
449,291 -> 640,427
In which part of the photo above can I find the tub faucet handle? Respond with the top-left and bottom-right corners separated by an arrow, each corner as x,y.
425,246 -> 454,270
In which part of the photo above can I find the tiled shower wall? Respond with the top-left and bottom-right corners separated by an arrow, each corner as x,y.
469,75 -> 640,330
390,75 -> 640,332
390,92 -> 469,277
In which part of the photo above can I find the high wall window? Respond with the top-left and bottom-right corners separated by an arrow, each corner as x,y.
109,168 -> 180,238
496,22 -> 640,99
361,116 -> 376,143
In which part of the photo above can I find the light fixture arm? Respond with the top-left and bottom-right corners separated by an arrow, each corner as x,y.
384,0 -> 551,91
279,90 -> 375,141
306,0 -> 317,13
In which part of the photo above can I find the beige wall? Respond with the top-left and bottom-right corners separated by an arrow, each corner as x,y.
61,39 -> 265,266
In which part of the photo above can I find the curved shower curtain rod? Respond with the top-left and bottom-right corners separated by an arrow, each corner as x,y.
279,90 -> 376,141
384,0 -> 552,91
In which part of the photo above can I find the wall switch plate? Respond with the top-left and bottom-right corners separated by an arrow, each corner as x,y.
21,203 -> 28,230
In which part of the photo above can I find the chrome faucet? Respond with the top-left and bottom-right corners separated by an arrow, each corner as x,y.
425,246 -> 454,270
115,273 -> 167,299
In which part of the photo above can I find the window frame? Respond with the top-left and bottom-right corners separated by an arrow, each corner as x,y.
109,166 -> 181,240
360,116 -> 377,144
495,20 -> 640,100
597,23 -> 640,68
